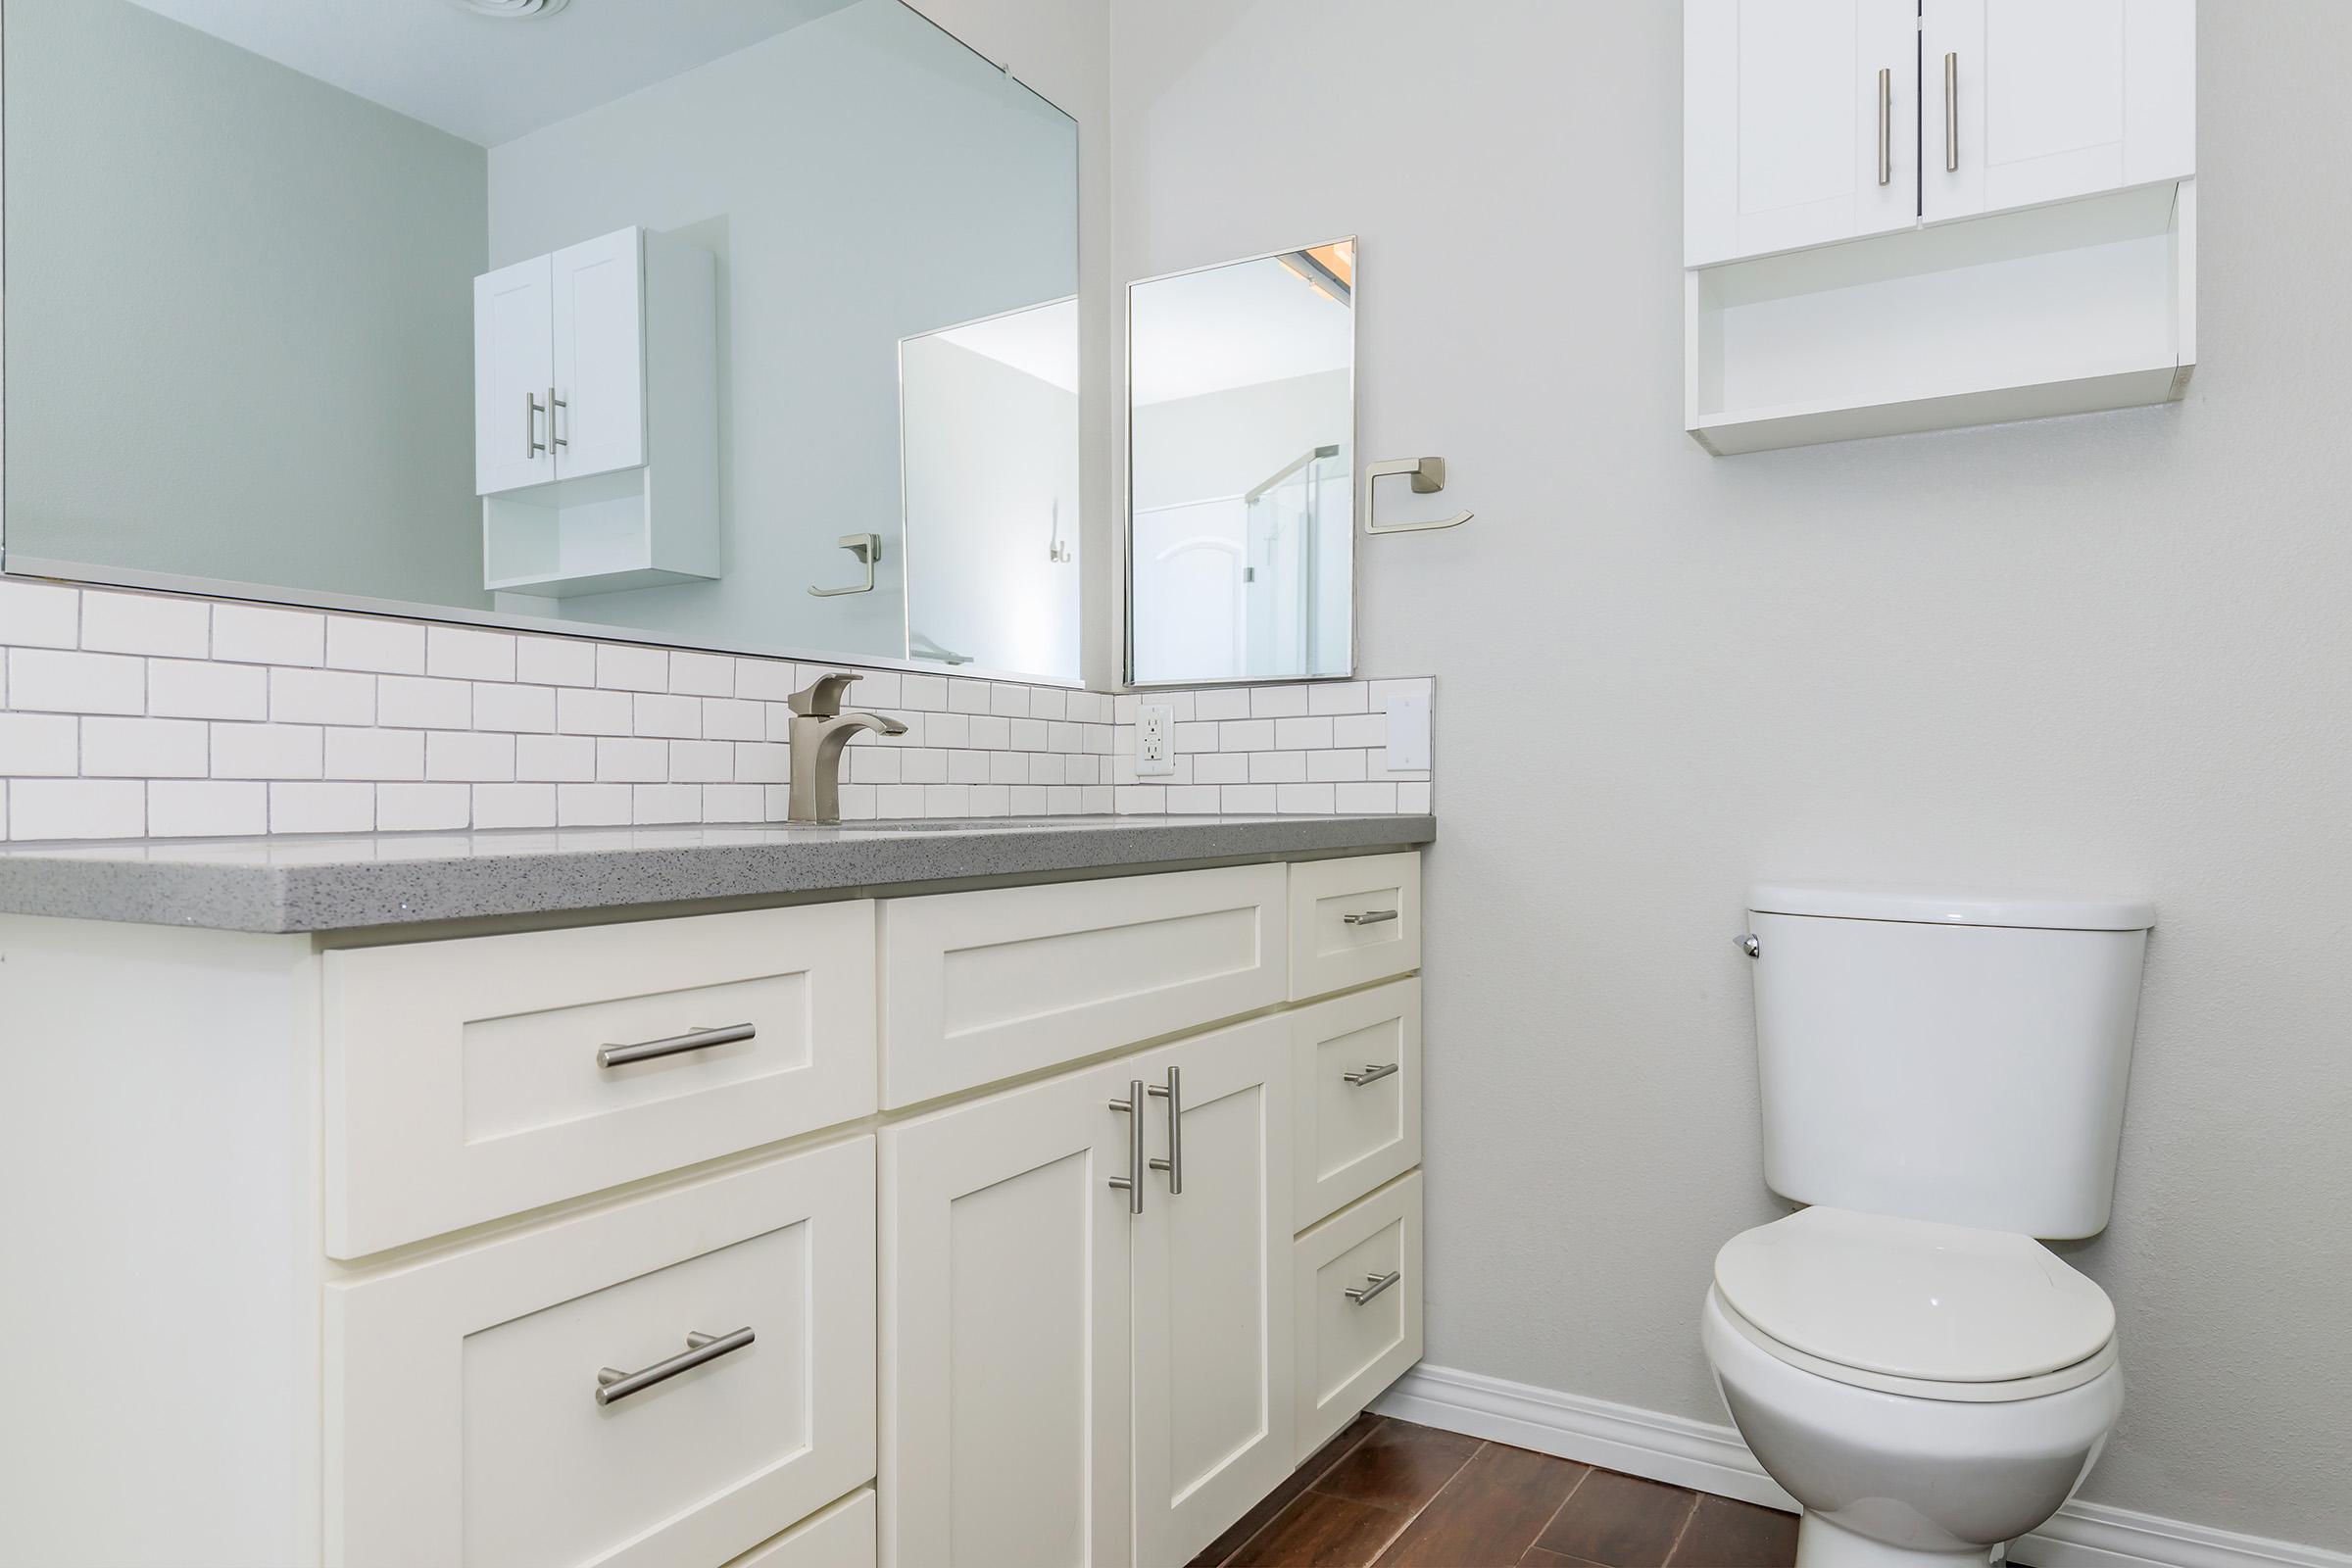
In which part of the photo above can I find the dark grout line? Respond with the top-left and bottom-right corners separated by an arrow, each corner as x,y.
1524,1460 -> 1594,1561
1202,1417 -> 1389,1568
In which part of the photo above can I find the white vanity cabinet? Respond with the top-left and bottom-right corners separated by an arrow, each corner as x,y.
472,225 -> 719,596
1685,0 -> 2196,453
0,840 -> 1429,1568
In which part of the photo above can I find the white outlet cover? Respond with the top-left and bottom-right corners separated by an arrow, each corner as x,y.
1384,693 -> 1431,771
1136,703 -> 1177,776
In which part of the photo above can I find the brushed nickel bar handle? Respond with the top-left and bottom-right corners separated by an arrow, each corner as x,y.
525,390 -> 547,459
1343,1062 -> 1399,1087
1879,67 -> 1893,186
1945,52 -> 1960,172
1147,1065 -> 1182,1196
549,385 -> 568,450
1108,1080 -> 1145,1213
1344,909 -> 1398,927
594,1327 -> 755,1406
1346,1270 -> 1401,1306
598,1022 -> 756,1068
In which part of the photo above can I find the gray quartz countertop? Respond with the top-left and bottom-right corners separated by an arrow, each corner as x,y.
0,813 -> 1435,935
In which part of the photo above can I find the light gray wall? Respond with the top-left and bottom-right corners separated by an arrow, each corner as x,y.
1115,0 -> 2352,1548
2,0 -> 487,611
487,0 -> 1078,664
1131,368 -> 1350,512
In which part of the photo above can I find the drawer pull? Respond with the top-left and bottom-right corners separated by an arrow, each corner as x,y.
594,1326 -> 756,1406
1343,909 -> 1398,927
1147,1065 -> 1183,1195
1343,1061 -> 1399,1087
1107,1080 -> 1146,1214
598,1022 -> 757,1069
1345,1270 -> 1401,1306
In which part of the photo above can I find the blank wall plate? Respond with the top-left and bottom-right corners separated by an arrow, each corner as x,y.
1385,693 -> 1431,771
1136,703 -> 1176,776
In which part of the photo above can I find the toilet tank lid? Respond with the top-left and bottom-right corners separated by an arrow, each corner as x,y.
1748,884 -> 2155,931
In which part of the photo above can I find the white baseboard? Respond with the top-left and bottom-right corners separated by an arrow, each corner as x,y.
1373,1364 -> 2351,1568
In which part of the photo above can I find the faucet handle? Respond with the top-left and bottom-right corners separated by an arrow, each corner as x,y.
788,671 -> 861,718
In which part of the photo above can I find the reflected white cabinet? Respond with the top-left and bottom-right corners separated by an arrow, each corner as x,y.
1684,0 -> 2195,452
472,225 -> 718,597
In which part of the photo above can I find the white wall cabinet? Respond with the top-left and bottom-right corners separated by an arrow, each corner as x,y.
473,225 -> 718,596
1686,0 -> 2196,453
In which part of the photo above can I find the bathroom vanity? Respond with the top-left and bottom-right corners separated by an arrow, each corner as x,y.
0,814 -> 1433,1568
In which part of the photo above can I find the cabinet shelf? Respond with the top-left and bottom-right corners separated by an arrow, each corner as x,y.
1688,181 -> 2194,456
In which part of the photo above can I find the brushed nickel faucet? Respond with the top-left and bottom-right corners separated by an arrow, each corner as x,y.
785,672 -> 907,823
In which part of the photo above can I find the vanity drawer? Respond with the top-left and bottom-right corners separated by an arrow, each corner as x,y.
324,903 -> 876,1258
327,1137 -> 876,1568
1293,1171 -> 1424,1463
1293,979 -> 1422,1228
725,1488 -> 875,1568
878,863 -> 1286,1106
1288,853 -> 1422,1000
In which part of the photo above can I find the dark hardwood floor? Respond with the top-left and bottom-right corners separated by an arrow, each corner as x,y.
1188,1416 -> 1799,1568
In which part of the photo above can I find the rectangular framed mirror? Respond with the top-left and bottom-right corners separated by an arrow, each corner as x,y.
1126,239 -> 1355,687
0,0 -> 1083,685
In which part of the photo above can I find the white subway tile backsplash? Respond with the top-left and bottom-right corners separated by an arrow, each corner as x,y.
0,713 -> 79,775
1308,682 -> 1371,715
1307,749 -> 1369,782
1397,783 -> 1432,813
1250,685 -> 1308,718
702,698 -> 764,741
899,672 -> 948,711
1336,782 -> 1399,813
1332,712 -> 1386,749
1192,687 -> 1250,721
470,682 -> 556,734
376,675 -> 471,730
270,667 -> 375,727
555,686 -> 632,736
472,783 -> 557,831
633,693 -> 702,739
701,783 -> 764,823
668,740 -> 734,783
1219,718 -> 1275,752
1276,783 -> 1336,813
79,593 -> 208,658
213,605 -> 323,666
9,649 -> 144,714
668,652 -> 735,697
149,780 -> 267,839
1250,751 -> 1307,784
596,736 -> 667,782
213,723 -> 323,780
425,626 -> 516,683
327,616 -> 426,675
1193,752 -> 1247,785
633,784 -> 701,824
990,684 -> 1030,717
149,659 -> 268,720
949,680 -> 992,714
732,658 -> 795,703
270,782 -> 374,835
326,727 -> 424,781
556,782 -> 631,827
0,580 -> 80,649
514,635 -> 597,687
11,778 -> 143,840
597,643 -> 668,693
1275,716 -> 1335,750
735,743 -> 792,784
515,733 -> 597,782
376,783 -> 469,832
425,730 -> 514,783
83,717 -> 207,778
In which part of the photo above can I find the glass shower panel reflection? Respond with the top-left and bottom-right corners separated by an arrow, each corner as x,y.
1242,445 -> 1349,681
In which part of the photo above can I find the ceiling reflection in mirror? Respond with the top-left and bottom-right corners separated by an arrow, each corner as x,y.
1127,240 -> 1354,688
0,0 -> 1082,682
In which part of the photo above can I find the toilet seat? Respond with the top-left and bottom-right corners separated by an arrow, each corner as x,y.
1713,1206 -> 2118,1403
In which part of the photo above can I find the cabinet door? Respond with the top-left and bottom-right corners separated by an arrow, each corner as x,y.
473,254 -> 555,495
1131,1018 -> 1295,1568
552,228 -> 648,480
1685,0 -> 1919,267
1924,0 -> 2195,223
881,1061 -> 1135,1568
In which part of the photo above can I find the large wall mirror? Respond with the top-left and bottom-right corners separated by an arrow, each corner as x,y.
1127,240 -> 1354,687
0,0 -> 1082,684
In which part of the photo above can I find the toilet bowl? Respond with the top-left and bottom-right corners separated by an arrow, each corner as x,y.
1700,1207 -> 2124,1568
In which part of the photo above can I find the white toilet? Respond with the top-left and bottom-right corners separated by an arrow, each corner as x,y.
1704,885 -> 2156,1568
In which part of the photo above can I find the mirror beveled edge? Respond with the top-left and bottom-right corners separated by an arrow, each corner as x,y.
0,0 -> 1090,691
1122,234 -> 1360,691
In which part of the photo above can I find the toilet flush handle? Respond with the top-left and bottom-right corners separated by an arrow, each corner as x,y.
1737,934 -> 1761,958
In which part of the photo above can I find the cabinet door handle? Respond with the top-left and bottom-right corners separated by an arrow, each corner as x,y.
549,385 -> 568,450
597,1022 -> 755,1069
594,1326 -> 755,1406
1147,1065 -> 1183,1195
1878,67 -> 1893,186
1108,1079 -> 1145,1213
1346,1271 -> 1401,1306
1945,52 -> 1960,172
1344,908 -> 1398,927
1343,1061 -> 1399,1087
525,391 -> 547,459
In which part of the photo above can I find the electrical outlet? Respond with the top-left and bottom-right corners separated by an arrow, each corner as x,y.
1136,703 -> 1177,776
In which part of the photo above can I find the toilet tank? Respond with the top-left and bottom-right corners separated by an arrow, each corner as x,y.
1744,885 -> 2155,1239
